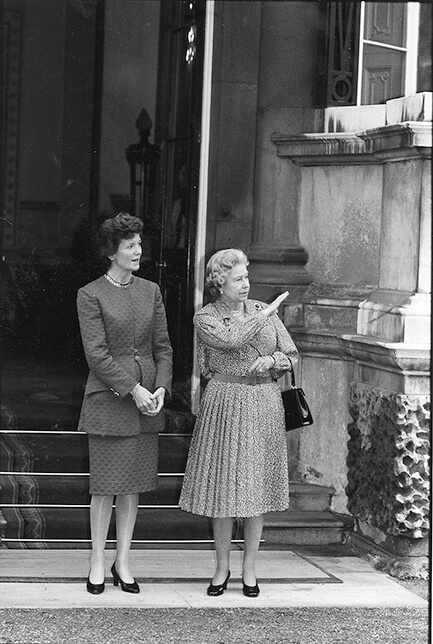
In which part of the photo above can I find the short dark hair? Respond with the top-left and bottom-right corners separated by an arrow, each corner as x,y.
98,212 -> 143,257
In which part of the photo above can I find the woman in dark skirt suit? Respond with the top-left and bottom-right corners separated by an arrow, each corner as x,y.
179,249 -> 297,597
77,213 -> 172,594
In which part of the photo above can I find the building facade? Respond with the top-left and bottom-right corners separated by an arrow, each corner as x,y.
0,1 -> 430,574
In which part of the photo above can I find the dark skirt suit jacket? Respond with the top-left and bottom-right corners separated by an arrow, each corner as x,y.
77,276 -> 173,437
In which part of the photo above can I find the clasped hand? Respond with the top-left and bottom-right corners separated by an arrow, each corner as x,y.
131,385 -> 165,416
248,355 -> 274,375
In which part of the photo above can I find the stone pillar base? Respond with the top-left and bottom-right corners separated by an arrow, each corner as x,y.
348,532 -> 429,580
248,244 -> 311,300
357,290 -> 430,344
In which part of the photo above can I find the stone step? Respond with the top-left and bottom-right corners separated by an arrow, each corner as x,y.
0,474 -> 334,512
0,473 -> 184,505
0,429 -> 341,545
0,432 -> 335,509
264,511 -> 352,546
0,432 -> 191,473
0,507 -> 213,541
0,507 -> 349,546
287,483 -> 335,512
1,404 -> 195,433
0,507 -> 348,544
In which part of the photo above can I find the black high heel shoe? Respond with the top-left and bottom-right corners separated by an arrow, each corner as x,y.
86,574 -> 105,595
111,563 -> 140,594
206,571 -> 230,596
242,579 -> 260,597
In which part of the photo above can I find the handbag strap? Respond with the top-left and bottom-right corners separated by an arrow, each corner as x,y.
287,357 -> 296,388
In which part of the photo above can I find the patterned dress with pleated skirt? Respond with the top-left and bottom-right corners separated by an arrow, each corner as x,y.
179,299 -> 299,519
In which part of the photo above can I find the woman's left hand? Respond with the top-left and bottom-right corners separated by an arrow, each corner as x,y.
248,356 -> 275,375
152,387 -> 166,414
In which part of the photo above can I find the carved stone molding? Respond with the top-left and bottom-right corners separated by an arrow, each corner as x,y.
248,244 -> 311,290
292,329 -> 430,375
272,121 -> 432,166
347,383 -> 430,548
360,122 -> 431,155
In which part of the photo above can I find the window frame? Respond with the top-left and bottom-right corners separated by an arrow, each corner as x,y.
356,1 -> 420,105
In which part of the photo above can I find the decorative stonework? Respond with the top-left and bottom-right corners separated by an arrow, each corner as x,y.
272,121 -> 432,166
347,383 -> 430,542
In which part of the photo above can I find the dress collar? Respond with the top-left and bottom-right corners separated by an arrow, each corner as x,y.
214,298 -> 261,318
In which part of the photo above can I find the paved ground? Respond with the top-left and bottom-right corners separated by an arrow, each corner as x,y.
0,549 -> 427,609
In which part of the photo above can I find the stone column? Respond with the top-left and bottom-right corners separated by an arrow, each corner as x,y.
247,0 -> 324,298
248,114 -> 314,295
205,1 -> 263,255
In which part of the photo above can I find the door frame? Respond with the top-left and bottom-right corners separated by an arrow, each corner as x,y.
191,0 -> 214,413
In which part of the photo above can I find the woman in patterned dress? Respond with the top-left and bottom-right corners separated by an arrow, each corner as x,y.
179,249 -> 298,597
77,213 -> 172,595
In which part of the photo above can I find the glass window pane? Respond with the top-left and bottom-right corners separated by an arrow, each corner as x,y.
362,44 -> 405,104
364,2 -> 407,47
417,2 -> 432,92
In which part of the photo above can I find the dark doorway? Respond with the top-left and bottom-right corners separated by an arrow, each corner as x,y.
127,0 -> 206,401
0,0 -> 211,547
0,0 -> 104,432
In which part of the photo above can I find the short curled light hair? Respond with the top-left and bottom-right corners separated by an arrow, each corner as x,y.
205,248 -> 249,300
98,212 -> 143,258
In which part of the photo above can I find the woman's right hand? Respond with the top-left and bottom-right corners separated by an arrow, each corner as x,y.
131,384 -> 158,416
264,291 -> 289,317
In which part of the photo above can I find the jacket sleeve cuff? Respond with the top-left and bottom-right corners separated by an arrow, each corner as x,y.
155,378 -> 172,397
109,376 -> 139,399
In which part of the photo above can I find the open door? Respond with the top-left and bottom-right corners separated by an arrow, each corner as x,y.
131,0 -> 206,405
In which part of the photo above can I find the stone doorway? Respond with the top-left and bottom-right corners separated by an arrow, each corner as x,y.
0,0 -> 207,547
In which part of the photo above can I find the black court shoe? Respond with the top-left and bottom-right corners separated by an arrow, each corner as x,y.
111,563 -> 140,594
242,579 -> 260,597
86,575 -> 105,595
206,571 -> 231,596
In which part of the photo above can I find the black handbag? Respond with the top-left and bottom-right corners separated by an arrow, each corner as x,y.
281,359 -> 313,431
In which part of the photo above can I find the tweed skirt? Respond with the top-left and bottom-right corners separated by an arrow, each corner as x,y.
88,433 -> 158,495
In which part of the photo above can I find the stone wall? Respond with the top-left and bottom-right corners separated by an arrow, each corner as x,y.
272,94 -> 431,560
296,355 -> 352,511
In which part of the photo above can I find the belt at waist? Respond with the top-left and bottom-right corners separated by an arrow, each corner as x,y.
212,373 -> 274,386
111,351 -> 152,359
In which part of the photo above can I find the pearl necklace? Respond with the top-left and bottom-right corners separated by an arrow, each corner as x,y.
104,272 -> 133,288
